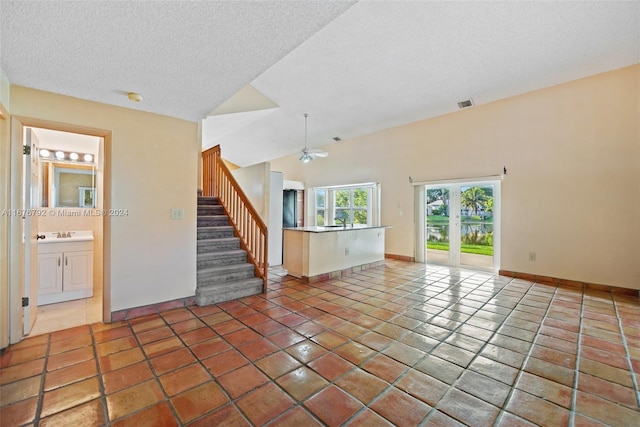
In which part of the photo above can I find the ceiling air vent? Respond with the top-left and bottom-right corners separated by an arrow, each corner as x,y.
333,137 -> 341,142
457,99 -> 474,109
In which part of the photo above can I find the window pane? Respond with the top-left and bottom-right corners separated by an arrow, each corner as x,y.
335,208 -> 349,224
353,188 -> 367,207
317,209 -> 325,226
353,209 -> 367,224
335,190 -> 350,208
316,191 -> 325,208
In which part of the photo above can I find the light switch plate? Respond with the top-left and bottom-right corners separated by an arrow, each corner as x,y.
171,208 -> 184,220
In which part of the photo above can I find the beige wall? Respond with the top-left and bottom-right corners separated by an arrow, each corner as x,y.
270,65 -> 640,290
10,86 -> 200,313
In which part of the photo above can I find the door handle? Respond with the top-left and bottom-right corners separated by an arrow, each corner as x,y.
37,234 -> 46,240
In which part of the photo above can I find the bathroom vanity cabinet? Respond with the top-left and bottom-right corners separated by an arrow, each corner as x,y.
38,232 -> 94,305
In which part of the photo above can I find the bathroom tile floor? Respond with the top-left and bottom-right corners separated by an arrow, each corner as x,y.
2,260 -> 639,426
30,294 -> 102,336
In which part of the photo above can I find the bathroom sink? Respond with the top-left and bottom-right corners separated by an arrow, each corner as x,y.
39,230 -> 94,243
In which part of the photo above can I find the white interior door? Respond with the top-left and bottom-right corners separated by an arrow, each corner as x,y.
23,128 -> 40,335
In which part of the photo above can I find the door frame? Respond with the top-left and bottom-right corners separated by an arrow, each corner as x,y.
8,115 -> 112,344
415,176 -> 501,272
0,105 -> 9,349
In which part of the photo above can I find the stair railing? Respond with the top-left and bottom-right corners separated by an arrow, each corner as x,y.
202,145 -> 268,292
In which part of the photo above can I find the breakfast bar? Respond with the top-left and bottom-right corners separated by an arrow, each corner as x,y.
282,225 -> 388,282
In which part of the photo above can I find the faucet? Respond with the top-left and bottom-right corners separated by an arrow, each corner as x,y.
334,216 -> 348,228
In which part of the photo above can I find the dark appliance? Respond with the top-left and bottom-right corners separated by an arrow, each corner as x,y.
283,189 -> 297,228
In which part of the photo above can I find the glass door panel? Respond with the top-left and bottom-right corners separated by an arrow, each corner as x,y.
426,187 -> 451,264
425,181 -> 498,270
459,185 -> 494,268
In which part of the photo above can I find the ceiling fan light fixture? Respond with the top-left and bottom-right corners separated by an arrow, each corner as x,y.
298,113 -> 328,163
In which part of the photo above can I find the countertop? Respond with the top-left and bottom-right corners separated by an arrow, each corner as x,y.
283,225 -> 391,233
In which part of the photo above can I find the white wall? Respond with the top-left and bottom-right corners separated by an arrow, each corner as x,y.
269,172 -> 283,266
231,162 -> 270,221
270,65 -> 640,290
231,162 -> 284,266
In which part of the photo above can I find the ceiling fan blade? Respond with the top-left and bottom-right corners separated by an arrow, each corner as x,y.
310,151 -> 329,158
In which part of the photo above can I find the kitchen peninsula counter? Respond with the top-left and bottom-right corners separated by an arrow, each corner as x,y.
282,225 -> 389,281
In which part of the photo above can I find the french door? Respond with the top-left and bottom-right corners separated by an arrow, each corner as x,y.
424,180 -> 499,270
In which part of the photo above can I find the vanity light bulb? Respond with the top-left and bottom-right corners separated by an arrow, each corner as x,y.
40,149 -> 50,158
69,152 -> 79,160
84,154 -> 93,162
55,151 -> 65,159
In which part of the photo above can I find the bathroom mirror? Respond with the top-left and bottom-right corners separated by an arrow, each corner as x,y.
41,162 -> 97,208
28,126 -> 101,209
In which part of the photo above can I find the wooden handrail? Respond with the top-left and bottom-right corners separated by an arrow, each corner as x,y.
202,146 -> 268,292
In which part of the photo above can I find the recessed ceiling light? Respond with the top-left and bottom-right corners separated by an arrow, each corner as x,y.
128,92 -> 143,102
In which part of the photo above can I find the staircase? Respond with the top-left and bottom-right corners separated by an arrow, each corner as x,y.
196,196 -> 263,305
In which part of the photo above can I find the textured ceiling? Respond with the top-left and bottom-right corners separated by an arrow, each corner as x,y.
207,1 -> 640,166
2,1 -> 639,167
0,0 -> 355,121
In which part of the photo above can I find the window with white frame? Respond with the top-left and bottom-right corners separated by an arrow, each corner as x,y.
313,183 -> 379,226
316,189 -> 327,226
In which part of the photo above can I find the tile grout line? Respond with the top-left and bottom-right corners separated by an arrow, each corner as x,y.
177,305 -> 256,426
357,271 -> 524,425
492,281 -> 561,427
611,293 -> 640,408
263,264 -> 424,425
162,267 -> 451,425
311,265 -> 438,425
90,324 -> 113,427
101,320 -> 159,426
568,283 -> 586,426
388,270 -> 515,425
138,313 -> 193,426
11,261 -> 636,426
31,332 -> 51,426
97,316 -> 186,425
195,297 -> 326,426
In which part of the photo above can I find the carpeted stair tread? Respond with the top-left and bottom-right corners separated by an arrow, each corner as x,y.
195,196 -> 262,305
195,277 -> 263,305
197,237 -> 241,252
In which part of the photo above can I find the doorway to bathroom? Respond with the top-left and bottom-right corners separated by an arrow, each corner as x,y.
26,126 -> 105,335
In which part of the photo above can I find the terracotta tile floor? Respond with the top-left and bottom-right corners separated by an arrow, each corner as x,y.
2,260 -> 640,426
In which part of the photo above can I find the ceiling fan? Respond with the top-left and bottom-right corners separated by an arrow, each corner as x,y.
299,113 -> 328,163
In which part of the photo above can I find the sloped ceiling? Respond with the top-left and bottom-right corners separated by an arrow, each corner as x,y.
209,1 -> 640,166
2,1 -> 639,167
